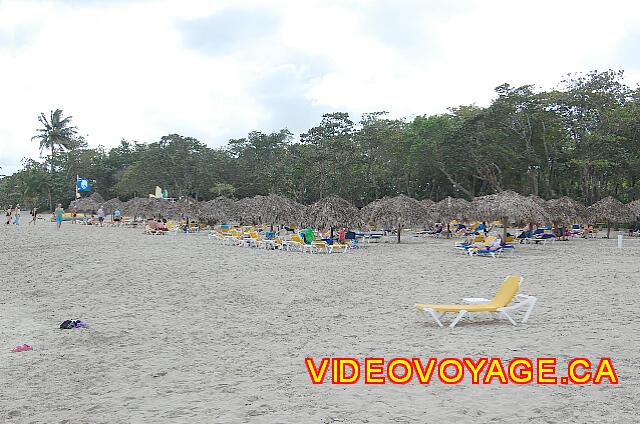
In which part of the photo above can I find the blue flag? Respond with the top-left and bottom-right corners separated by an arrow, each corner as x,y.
77,178 -> 91,192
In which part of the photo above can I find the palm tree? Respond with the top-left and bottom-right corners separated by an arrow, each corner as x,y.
31,109 -> 79,173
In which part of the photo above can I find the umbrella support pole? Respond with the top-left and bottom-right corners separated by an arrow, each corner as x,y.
502,217 -> 508,245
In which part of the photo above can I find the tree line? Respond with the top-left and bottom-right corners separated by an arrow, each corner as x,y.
2,70 -> 640,211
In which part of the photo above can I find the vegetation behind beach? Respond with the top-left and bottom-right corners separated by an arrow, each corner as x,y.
2,70 -> 640,209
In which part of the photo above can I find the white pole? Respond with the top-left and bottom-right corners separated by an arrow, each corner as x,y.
618,234 -> 623,248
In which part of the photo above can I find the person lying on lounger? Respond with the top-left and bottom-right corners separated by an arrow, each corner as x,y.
146,218 -> 167,233
471,234 -> 502,251
427,223 -> 444,235
516,228 -> 532,243
460,232 -> 480,245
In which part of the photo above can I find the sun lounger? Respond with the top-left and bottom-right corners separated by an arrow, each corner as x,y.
207,232 -> 225,243
528,233 -> 557,245
331,241 -> 350,253
415,275 -> 536,328
282,236 -> 304,251
455,235 -> 496,253
356,232 -> 383,243
469,246 -> 504,258
311,240 -> 332,253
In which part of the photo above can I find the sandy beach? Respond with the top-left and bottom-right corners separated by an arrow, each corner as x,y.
1,222 -> 638,423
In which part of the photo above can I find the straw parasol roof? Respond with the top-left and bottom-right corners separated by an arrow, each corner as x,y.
235,194 -> 303,226
528,195 -> 547,207
172,197 -> 201,219
361,195 -> 430,228
304,195 -> 361,229
102,198 -> 123,214
121,197 -> 174,219
420,198 -> 436,209
361,195 -> 430,242
69,192 -> 104,212
470,190 -> 550,224
255,194 -> 303,226
545,197 -> 587,224
470,190 -> 550,242
235,196 -> 262,224
200,196 -> 238,224
626,199 -> 640,218
587,196 -> 633,223
433,196 -> 471,223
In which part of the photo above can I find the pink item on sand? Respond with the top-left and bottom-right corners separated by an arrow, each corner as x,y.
11,344 -> 33,353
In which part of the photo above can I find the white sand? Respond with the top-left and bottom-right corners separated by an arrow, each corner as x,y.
0,223 -> 638,423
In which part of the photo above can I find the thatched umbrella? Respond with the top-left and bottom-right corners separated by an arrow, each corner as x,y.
69,192 -> 104,213
252,194 -> 303,229
122,197 -> 174,219
102,198 -> 123,215
304,195 -> 361,235
173,197 -> 201,220
360,195 -> 430,243
628,200 -> 640,234
627,200 -> 640,217
470,190 -> 550,243
235,196 -> 262,225
545,197 -> 587,238
433,197 -> 471,238
200,197 -> 238,224
587,196 -> 633,238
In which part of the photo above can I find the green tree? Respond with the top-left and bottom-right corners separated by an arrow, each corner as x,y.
31,109 -> 81,173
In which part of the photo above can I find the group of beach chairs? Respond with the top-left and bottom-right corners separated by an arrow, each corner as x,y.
450,222 -> 592,258
144,219 -> 207,235
207,228 -> 356,254
454,234 -> 516,258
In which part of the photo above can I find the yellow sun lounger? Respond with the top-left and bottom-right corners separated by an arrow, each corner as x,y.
415,275 -> 536,328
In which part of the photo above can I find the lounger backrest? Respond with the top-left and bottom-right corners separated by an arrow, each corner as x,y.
489,275 -> 521,307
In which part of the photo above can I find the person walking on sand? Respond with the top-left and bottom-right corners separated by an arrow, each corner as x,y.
29,206 -> 38,225
97,206 -> 105,227
13,204 -> 21,225
54,204 -> 64,230
5,205 -> 12,225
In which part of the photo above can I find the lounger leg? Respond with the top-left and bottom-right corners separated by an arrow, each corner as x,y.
449,310 -> 467,328
522,297 -> 537,323
500,311 -> 517,325
422,308 -> 444,327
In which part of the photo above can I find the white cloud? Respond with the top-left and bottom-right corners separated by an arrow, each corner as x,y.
1,0 -> 640,175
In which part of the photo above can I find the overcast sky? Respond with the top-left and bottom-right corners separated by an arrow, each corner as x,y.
1,0 -> 639,175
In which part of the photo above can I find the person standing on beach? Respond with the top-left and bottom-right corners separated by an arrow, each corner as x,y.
71,205 -> 78,224
13,204 -> 21,225
304,226 -> 315,244
113,208 -> 122,226
54,204 -> 64,230
5,205 -> 12,225
97,206 -> 105,227
29,206 -> 38,225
